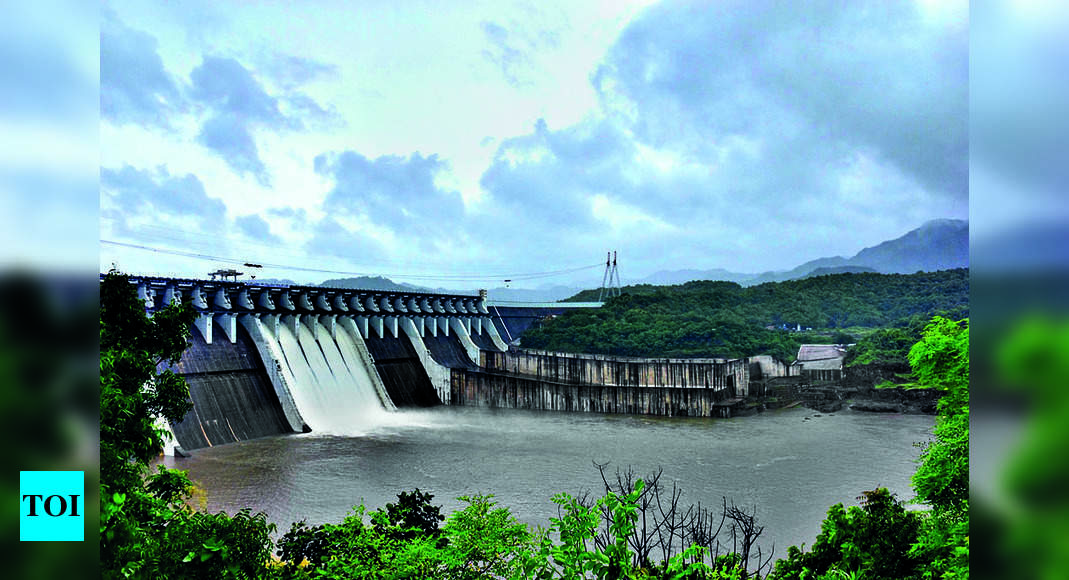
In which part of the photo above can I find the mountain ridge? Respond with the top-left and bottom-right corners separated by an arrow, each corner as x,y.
312,218 -> 967,299
635,219 -> 968,287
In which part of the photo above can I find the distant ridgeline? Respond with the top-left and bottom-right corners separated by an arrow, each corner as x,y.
535,269 -> 968,360
121,275 -> 789,453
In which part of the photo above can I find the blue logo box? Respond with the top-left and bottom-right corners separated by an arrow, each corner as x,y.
20,471 -> 84,541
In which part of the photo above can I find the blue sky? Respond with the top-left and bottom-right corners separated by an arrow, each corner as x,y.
98,0 -> 970,288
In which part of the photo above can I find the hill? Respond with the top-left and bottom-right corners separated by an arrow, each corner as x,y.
319,276 -> 428,292
633,219 -> 968,287
532,269 -> 968,361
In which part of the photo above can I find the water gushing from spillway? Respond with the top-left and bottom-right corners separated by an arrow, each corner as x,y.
274,318 -> 399,436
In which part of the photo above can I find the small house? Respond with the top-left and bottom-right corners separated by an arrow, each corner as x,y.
792,344 -> 851,382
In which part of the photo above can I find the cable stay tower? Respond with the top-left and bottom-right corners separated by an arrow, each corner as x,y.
598,251 -> 622,302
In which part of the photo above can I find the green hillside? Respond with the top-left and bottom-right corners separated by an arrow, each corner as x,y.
527,269 -> 968,360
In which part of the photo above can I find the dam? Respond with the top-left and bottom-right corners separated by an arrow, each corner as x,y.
124,275 -> 771,453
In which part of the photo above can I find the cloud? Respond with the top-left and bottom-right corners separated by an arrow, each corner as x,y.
235,214 -> 280,243
474,0 -> 968,273
479,118 -> 632,229
101,164 -> 226,233
188,55 -> 286,184
267,206 -> 308,222
304,216 -> 387,263
480,14 -> 563,87
259,53 -> 337,90
196,115 -> 270,186
283,92 -> 343,130
314,150 -> 465,238
100,9 -> 184,129
187,54 -> 342,184
593,0 -> 967,201
189,55 -> 291,128
971,0 -> 1069,195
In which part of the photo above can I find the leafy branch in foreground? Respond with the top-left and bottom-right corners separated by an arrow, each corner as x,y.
100,272 -> 275,579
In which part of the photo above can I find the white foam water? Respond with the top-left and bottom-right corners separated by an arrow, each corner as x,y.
275,318 -> 412,436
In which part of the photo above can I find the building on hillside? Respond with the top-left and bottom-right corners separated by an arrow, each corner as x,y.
792,344 -> 851,382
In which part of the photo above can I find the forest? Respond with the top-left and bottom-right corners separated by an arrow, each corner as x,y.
523,269 -> 968,362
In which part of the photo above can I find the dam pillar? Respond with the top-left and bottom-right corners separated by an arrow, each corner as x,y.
162,284 -> 180,307
437,316 -> 450,336
484,318 -> 509,352
137,282 -> 154,308
384,316 -> 399,338
215,313 -> 238,344
354,316 -> 369,339
238,314 -> 308,433
369,316 -> 385,339
193,312 -> 213,344
338,316 -> 397,411
401,318 -> 451,405
449,317 -> 481,366
260,313 -> 280,339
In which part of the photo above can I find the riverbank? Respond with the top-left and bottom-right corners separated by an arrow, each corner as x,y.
750,379 -> 943,415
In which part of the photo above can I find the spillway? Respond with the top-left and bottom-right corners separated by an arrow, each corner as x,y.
170,315 -> 407,449
168,321 -> 292,449
272,317 -> 396,436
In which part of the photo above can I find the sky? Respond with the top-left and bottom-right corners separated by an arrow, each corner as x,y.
98,0 -> 969,289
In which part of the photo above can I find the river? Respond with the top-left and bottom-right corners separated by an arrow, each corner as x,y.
164,405 -> 933,562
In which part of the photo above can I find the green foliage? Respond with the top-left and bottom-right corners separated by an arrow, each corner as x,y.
906,317 -> 969,580
99,272 -> 277,578
442,494 -> 534,579
987,317 -> 1069,579
274,491 -> 539,579
100,271 -> 196,507
530,270 -> 968,360
378,488 -> 446,544
845,326 -> 917,367
272,482 -> 755,580
910,317 -> 969,518
908,317 -> 969,399
770,488 -> 924,580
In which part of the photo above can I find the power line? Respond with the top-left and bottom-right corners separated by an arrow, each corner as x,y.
100,239 -> 601,283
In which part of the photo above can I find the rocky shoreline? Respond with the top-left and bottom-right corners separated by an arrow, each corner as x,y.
752,380 -> 944,415
808,385 -> 942,414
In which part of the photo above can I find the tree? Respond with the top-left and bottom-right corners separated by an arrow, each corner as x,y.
769,488 -> 924,579
100,271 -> 198,574
100,272 -> 274,578
907,317 -> 969,578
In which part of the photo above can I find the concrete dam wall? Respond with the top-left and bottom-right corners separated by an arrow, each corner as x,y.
450,370 -> 742,417
166,313 -> 495,450
129,276 -> 784,450
127,276 -> 502,451
166,319 -> 293,449
480,349 -> 749,394
453,349 -> 750,418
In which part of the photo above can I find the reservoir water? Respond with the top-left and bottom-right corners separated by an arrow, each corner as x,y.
165,405 -> 933,561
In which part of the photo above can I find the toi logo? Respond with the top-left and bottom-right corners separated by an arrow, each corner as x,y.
20,471 -> 84,541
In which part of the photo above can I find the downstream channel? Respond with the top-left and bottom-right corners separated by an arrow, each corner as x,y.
165,405 -> 933,561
